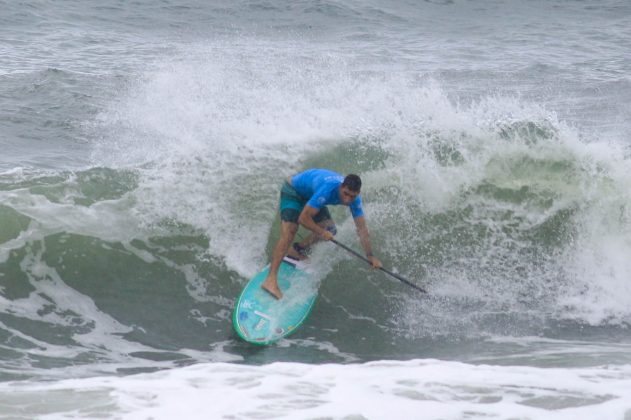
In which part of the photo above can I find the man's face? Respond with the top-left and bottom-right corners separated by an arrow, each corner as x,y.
340,186 -> 359,205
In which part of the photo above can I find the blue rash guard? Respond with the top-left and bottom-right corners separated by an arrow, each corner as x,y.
290,169 -> 364,218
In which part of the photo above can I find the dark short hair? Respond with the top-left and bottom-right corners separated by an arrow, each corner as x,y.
342,174 -> 362,192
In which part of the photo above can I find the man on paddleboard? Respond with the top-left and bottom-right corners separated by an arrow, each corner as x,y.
262,168 -> 382,299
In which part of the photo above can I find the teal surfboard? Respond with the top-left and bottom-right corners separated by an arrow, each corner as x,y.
233,257 -> 318,345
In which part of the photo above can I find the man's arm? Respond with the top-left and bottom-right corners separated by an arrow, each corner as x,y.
298,205 -> 334,240
353,216 -> 382,268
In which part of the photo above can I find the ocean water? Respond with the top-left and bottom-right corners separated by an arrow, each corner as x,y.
1,0 -> 631,418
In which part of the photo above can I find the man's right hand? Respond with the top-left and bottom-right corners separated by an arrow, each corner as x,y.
320,230 -> 334,241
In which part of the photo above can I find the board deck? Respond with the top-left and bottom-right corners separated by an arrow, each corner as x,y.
233,257 -> 318,345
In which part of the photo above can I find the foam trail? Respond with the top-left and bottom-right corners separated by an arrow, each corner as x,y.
1,360 -> 631,419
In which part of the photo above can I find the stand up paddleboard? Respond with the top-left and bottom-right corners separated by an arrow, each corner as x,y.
233,256 -> 318,345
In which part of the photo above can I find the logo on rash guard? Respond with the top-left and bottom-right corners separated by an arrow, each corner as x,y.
317,196 -> 326,205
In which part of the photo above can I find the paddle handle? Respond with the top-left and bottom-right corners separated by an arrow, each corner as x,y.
330,239 -> 427,294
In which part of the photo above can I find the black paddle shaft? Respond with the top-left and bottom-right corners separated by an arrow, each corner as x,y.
330,239 -> 427,294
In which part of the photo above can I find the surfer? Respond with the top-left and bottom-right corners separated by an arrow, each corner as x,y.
262,168 -> 383,299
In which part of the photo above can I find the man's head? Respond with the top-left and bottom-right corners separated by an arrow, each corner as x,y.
340,174 -> 361,204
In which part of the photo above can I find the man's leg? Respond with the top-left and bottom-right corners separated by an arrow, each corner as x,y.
261,221 -> 298,299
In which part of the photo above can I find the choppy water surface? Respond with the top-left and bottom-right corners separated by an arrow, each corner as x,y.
1,1 -> 631,418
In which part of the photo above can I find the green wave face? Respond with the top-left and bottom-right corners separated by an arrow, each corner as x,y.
2,97 -> 631,378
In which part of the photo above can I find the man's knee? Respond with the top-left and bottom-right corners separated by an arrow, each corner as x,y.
281,222 -> 299,237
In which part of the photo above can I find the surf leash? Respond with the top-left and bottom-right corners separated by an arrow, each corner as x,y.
330,239 -> 427,294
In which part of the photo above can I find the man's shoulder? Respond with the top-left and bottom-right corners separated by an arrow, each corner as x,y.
313,180 -> 339,196
323,174 -> 344,184
307,168 -> 342,181
317,169 -> 343,185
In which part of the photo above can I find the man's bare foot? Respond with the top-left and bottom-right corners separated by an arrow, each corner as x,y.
261,277 -> 283,299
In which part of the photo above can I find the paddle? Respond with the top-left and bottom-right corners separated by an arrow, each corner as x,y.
330,239 -> 428,294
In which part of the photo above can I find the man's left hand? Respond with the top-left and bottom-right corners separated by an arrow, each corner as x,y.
368,255 -> 382,269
